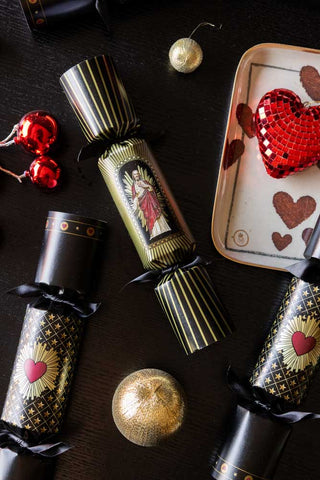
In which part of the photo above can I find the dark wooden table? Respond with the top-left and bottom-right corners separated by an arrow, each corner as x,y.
0,1 -> 319,479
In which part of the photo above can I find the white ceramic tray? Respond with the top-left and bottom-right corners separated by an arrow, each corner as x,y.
212,43 -> 320,270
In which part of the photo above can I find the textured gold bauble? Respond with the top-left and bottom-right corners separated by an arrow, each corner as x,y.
169,38 -> 203,73
112,368 -> 186,447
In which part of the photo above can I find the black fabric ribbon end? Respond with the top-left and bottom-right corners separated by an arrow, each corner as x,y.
0,421 -> 70,458
124,255 -> 210,288
227,367 -> 320,424
8,284 -> 100,319
286,257 -> 320,284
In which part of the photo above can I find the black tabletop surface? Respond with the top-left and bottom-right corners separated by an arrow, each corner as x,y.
0,1 -> 319,479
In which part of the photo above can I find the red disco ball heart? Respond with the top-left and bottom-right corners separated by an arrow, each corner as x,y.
255,89 -> 320,178
15,111 -> 58,155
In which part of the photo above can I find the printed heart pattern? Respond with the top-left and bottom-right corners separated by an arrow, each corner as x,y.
300,66 -> 320,101
24,359 -> 47,383
272,232 -> 292,251
255,89 -> 320,178
302,228 -> 314,246
236,103 -> 256,138
223,139 -> 245,170
292,331 -> 316,356
273,192 -> 316,229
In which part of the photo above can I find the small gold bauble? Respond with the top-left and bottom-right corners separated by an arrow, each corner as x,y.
169,38 -> 203,73
112,368 -> 186,447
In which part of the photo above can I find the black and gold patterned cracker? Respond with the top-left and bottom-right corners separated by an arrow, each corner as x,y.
0,211 -> 106,480
60,55 -> 233,354
211,216 -> 320,480
2,307 -> 83,436
250,277 -> 320,405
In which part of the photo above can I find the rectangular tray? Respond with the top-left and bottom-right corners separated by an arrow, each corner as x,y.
212,43 -> 320,270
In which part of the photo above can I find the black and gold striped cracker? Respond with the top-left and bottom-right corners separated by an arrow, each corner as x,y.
60,55 -> 233,354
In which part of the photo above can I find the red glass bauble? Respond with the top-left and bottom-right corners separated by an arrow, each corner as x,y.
28,156 -> 61,190
255,88 -> 320,178
15,111 -> 58,155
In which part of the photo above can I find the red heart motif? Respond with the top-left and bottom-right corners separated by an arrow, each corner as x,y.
302,227 -> 314,245
223,139 -> 245,170
236,103 -> 256,138
273,192 -> 316,229
255,89 -> 320,178
300,66 -> 320,101
24,359 -> 47,383
272,232 -> 292,251
292,331 -> 316,356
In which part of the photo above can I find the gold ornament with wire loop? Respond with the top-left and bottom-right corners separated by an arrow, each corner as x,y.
169,22 -> 222,74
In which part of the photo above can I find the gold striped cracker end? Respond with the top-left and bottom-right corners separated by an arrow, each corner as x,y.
60,54 -> 140,143
155,264 -> 233,355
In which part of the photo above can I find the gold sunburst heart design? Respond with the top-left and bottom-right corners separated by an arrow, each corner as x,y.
276,315 -> 320,372
14,342 -> 59,400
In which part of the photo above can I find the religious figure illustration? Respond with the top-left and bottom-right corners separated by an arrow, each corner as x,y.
123,166 -> 171,240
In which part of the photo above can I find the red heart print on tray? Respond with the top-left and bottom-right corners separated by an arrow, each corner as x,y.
292,331 -> 316,356
236,103 -> 256,138
300,66 -> 320,101
24,359 -> 47,383
302,228 -> 314,245
255,89 -> 320,178
272,232 -> 292,251
273,192 -> 316,229
223,139 -> 245,170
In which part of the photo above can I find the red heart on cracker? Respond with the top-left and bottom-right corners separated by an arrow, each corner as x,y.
255,89 -> 320,178
223,139 -> 245,170
236,103 -> 256,138
292,331 -> 316,356
24,359 -> 47,383
272,232 -> 292,251
273,192 -> 316,229
300,66 -> 320,101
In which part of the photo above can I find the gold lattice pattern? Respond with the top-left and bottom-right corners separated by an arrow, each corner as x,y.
2,306 -> 83,436
250,278 -> 320,405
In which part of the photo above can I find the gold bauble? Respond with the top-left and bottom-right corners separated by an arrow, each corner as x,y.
169,38 -> 203,73
112,368 -> 186,447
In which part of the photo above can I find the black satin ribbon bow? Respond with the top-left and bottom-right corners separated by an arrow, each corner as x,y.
287,257 -> 320,284
227,368 -> 320,424
126,255 -> 209,286
0,421 -> 70,457
8,284 -> 100,319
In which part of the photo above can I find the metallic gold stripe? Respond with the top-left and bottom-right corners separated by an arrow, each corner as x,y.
60,76 -> 95,141
78,63 -> 110,138
47,217 -> 105,229
85,60 -> 114,136
94,56 -> 120,134
182,270 -> 218,341
194,267 -> 232,333
102,56 -> 127,137
186,268 -> 226,337
165,281 -> 193,353
157,284 -> 188,354
107,58 -> 133,137
71,69 -> 104,139
174,274 -> 208,346
45,229 -> 101,242
76,66 -> 107,138
171,278 -> 200,351
217,455 -> 268,480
